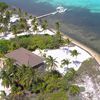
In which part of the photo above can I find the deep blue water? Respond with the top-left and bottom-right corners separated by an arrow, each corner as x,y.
0,0 -> 100,53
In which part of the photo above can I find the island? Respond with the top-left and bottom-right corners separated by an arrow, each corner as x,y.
0,2 -> 100,100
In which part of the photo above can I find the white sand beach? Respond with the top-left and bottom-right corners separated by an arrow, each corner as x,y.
62,34 -> 100,65
33,45 -> 91,74
0,15 -> 99,66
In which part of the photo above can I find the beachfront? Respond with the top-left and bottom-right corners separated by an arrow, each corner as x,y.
33,45 -> 91,74
0,13 -> 99,67
0,13 -> 93,98
0,2 -> 100,99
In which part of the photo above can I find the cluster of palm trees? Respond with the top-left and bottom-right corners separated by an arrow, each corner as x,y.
11,17 -> 29,34
0,7 -> 62,37
0,59 -> 36,96
43,38 -> 80,72
0,9 -> 20,36
0,57 -> 80,99
45,53 -> 79,72
31,17 -> 48,34
0,12 -> 10,35
0,6 -> 30,36
31,17 -> 38,33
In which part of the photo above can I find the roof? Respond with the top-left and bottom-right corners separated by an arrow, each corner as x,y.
5,48 -> 44,67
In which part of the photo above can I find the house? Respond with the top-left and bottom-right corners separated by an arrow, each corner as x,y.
5,48 -> 44,71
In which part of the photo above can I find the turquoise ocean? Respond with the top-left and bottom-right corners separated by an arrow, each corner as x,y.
0,0 -> 100,53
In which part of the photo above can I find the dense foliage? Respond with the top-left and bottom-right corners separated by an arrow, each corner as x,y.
0,59 -> 80,100
11,18 -> 29,34
0,34 -> 64,57
0,2 -> 8,12
0,2 -> 80,99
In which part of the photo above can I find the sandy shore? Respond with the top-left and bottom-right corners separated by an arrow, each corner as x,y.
34,45 -> 91,74
50,29 -> 100,65
0,14 -> 100,65
62,33 -> 100,65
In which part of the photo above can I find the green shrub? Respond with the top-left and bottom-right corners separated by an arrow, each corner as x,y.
64,68 -> 76,81
69,85 -> 80,95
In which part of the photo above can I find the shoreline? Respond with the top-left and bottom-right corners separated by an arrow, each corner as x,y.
0,3 -> 100,65
50,29 -> 100,65
62,33 -> 100,65
9,3 -> 100,62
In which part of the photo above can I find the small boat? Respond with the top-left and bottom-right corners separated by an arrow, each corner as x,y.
56,6 -> 67,13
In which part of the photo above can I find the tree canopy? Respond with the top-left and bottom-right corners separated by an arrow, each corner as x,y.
0,2 -> 8,12
0,59 -> 80,100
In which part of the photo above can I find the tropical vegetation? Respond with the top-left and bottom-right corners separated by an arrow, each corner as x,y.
0,59 -> 80,100
0,2 -> 81,100
0,34 -> 64,57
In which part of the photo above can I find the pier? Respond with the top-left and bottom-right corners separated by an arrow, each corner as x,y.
37,11 -> 58,19
37,6 -> 67,19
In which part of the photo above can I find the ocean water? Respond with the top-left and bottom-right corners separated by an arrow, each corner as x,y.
36,0 -> 100,13
0,0 -> 100,53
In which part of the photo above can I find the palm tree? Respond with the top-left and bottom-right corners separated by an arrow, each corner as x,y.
71,50 -> 80,67
66,38 -> 71,45
55,22 -> 61,41
19,18 -> 28,31
41,20 -> 48,33
32,17 -> 37,25
24,12 -> 27,17
56,30 -> 62,42
0,91 -> 7,100
0,70 -> 11,88
71,49 -> 79,60
29,15 -> 32,19
0,27 -> 5,34
33,24 -> 38,34
5,10 -> 10,21
2,17 -> 9,28
0,15 -> 3,22
61,59 -> 71,68
46,56 -> 58,71
31,17 -> 38,32
55,22 -> 60,32
66,38 -> 71,47
12,8 -> 16,13
18,8 -> 22,17
11,25 -> 17,34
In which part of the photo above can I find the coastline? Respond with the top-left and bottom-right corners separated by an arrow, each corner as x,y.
51,29 -> 100,65
0,1 -> 100,64
0,1 -> 100,65
62,33 -> 100,65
